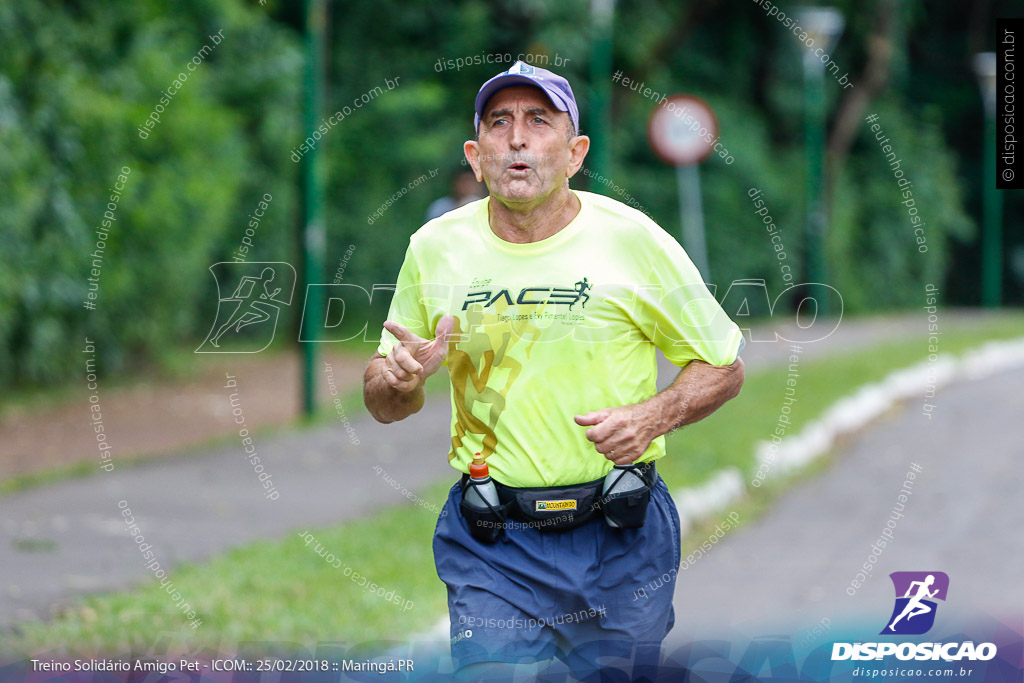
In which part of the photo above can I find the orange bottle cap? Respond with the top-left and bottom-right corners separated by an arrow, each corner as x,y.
470,453 -> 488,477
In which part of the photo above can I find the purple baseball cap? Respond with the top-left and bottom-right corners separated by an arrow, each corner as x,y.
474,61 -> 580,135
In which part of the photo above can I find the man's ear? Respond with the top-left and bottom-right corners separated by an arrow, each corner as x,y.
464,140 -> 484,182
566,135 -> 591,179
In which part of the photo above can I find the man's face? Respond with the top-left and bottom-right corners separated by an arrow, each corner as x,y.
465,85 -> 588,209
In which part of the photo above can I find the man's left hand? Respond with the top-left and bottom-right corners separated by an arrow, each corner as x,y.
574,404 -> 661,466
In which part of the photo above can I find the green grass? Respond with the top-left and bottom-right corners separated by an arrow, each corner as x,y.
656,312 -> 1024,488
3,496 -> 452,657
4,312 -> 1022,656
0,461 -> 100,497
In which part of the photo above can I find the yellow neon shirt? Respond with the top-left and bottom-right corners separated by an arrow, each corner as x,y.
377,190 -> 742,487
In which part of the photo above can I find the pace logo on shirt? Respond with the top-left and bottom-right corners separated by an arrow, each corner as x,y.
461,277 -> 592,311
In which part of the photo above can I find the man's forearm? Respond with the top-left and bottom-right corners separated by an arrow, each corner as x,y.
641,357 -> 745,437
363,356 -> 425,423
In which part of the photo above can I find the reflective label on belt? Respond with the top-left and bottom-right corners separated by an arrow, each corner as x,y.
535,500 -> 578,511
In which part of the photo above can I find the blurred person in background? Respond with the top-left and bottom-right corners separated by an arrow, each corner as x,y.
425,168 -> 485,221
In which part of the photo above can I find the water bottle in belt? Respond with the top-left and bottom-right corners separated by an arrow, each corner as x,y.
602,464 -> 646,528
464,452 -> 499,509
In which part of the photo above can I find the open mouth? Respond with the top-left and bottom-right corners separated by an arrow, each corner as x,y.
508,163 -> 530,172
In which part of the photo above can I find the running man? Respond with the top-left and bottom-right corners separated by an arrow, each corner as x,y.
209,267 -> 281,347
888,574 -> 939,632
569,276 -> 591,310
363,61 -> 745,680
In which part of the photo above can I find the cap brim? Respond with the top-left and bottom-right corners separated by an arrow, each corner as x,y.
474,75 -> 570,122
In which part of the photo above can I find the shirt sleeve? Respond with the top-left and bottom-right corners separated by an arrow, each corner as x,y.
630,231 -> 743,367
376,245 -> 430,357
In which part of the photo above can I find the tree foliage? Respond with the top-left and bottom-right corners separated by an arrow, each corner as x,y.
1,0 -> 1010,389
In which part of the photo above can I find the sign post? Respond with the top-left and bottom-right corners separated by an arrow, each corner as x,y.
648,95 -> 718,282
300,0 -> 327,418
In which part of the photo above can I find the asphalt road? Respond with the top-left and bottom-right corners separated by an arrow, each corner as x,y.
666,363 -> 1024,642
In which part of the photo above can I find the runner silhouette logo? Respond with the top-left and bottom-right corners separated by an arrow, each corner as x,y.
881,571 -> 949,635
197,262 -> 296,353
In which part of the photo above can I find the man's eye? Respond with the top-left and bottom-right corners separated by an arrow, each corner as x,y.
533,117 -> 547,124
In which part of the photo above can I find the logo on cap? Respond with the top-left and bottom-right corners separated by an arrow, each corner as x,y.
510,63 -> 535,76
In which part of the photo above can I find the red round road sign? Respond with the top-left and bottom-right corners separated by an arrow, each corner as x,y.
647,95 -> 719,166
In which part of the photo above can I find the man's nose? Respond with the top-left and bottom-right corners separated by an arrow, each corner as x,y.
509,118 -> 528,149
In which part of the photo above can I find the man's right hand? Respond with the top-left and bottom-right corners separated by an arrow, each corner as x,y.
381,315 -> 455,392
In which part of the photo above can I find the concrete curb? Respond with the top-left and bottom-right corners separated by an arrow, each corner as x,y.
756,335 -> 1024,480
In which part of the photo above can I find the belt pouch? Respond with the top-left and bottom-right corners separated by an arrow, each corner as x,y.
508,480 -> 603,532
459,478 -> 513,543
600,462 -> 656,529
